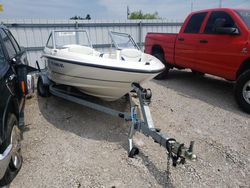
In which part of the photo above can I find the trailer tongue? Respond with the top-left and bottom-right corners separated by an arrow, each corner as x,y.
38,73 -> 196,166
128,83 -> 196,166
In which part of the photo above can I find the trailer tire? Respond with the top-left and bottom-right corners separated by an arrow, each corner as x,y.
37,76 -> 50,97
128,147 -> 139,158
0,114 -> 22,186
153,53 -> 169,80
235,70 -> 250,113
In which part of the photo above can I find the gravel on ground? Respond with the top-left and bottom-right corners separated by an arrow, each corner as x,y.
10,70 -> 250,188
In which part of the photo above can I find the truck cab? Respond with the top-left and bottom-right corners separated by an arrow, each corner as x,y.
175,8 -> 250,80
0,25 -> 34,186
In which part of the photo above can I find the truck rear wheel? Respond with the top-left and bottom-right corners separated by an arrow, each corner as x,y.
0,114 -> 22,186
235,70 -> 250,113
153,53 -> 169,80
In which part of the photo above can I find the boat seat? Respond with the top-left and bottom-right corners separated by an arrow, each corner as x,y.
67,45 -> 94,56
120,49 -> 142,62
99,53 -> 116,59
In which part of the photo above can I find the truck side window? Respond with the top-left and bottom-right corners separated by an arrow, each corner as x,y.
6,30 -> 21,54
204,11 -> 236,34
184,12 -> 207,33
0,29 -> 17,59
0,44 -> 7,76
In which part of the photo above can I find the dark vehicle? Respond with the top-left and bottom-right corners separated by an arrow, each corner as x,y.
0,25 -> 34,186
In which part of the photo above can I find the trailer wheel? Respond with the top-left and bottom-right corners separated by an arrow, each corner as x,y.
0,114 -> 22,186
37,76 -> 50,97
235,70 -> 250,113
128,147 -> 139,158
153,53 -> 169,80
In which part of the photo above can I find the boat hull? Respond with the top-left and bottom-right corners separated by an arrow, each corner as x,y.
45,57 -> 161,101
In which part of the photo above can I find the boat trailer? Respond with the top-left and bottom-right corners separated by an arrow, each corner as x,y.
38,72 -> 196,167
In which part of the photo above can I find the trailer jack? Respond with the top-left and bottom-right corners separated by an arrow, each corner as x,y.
45,80 -> 196,167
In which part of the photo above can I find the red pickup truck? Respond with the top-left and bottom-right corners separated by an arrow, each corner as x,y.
145,8 -> 250,113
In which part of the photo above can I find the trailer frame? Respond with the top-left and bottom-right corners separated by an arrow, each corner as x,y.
37,72 -> 196,166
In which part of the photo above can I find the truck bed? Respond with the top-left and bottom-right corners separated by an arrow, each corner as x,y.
144,33 -> 178,64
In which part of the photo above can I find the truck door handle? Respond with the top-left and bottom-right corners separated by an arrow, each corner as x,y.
199,39 -> 208,43
178,38 -> 185,41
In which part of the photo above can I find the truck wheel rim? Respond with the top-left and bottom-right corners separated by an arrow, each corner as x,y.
243,80 -> 250,104
10,125 -> 22,170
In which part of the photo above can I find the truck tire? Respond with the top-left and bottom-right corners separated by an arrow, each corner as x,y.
37,76 -> 50,97
235,70 -> 250,113
153,53 -> 169,80
0,114 -> 22,186
191,70 -> 205,76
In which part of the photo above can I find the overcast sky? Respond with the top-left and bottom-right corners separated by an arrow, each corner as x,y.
0,0 -> 249,21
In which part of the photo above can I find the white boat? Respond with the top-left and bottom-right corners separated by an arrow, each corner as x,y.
42,30 -> 164,101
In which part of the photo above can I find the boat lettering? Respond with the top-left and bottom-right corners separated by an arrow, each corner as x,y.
49,60 -> 64,68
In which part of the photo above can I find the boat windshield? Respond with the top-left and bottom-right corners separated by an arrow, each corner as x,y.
53,30 -> 92,49
109,31 -> 140,50
235,10 -> 250,29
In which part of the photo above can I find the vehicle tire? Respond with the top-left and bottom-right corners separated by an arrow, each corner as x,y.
235,70 -> 250,113
153,53 -> 170,80
37,76 -> 50,97
191,70 -> 205,76
0,114 -> 22,186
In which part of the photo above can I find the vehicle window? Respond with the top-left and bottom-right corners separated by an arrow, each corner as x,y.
204,11 -> 236,34
0,43 -> 7,76
6,30 -> 21,53
184,12 -> 207,33
0,29 -> 17,59
46,34 -> 53,48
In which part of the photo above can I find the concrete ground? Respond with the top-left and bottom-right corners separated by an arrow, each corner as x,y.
10,70 -> 250,188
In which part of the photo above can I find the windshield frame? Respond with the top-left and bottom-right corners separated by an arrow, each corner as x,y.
235,10 -> 250,29
109,31 -> 140,50
51,30 -> 92,49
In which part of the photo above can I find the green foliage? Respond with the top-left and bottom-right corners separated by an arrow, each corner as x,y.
70,14 -> 91,20
129,10 -> 160,19
70,15 -> 84,20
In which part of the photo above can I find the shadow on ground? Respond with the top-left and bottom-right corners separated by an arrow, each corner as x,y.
37,94 -> 173,187
154,69 -> 249,117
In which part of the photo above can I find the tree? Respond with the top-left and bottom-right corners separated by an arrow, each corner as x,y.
70,14 -> 91,20
129,10 -> 160,19
70,15 -> 84,20
85,14 -> 91,20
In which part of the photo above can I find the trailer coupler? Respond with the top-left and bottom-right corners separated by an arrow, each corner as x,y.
128,83 -> 196,166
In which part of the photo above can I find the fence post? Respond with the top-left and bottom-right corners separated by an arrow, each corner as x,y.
75,21 -> 78,29
138,21 -> 142,49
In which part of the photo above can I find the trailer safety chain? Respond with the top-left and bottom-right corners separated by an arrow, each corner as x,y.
166,144 -> 172,184
166,139 -> 174,185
